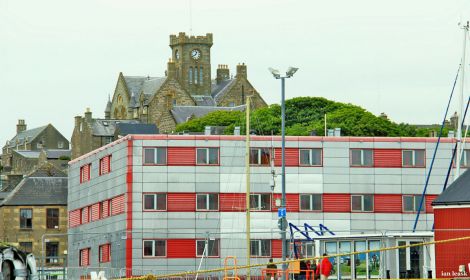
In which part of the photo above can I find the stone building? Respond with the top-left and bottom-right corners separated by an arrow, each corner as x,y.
1,120 -> 70,177
106,32 -> 266,133
71,109 -> 158,159
0,163 -> 68,265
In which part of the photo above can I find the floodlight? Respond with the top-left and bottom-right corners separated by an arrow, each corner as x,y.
286,67 -> 299,78
268,67 -> 281,79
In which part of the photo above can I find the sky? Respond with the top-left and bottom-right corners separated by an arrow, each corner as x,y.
1,0 -> 470,146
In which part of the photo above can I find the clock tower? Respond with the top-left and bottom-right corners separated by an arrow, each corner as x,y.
170,32 -> 213,96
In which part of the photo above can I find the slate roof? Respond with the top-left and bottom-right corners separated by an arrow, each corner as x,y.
115,123 -> 158,136
171,105 -> 245,124
92,119 -> 141,137
14,149 -> 71,159
432,169 -> 470,206
6,125 -> 48,148
211,79 -> 236,104
123,76 -> 166,107
28,164 -> 67,177
0,177 -> 67,206
192,95 -> 216,106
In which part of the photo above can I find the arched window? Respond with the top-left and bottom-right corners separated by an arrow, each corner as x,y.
194,67 -> 198,84
199,67 -> 203,85
189,67 -> 193,85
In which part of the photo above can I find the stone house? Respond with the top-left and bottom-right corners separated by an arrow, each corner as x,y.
0,164 -> 68,265
106,32 -> 266,133
1,120 -> 70,177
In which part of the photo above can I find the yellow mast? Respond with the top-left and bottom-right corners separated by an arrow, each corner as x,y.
245,96 -> 251,280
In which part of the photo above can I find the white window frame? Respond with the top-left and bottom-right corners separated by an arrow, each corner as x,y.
299,194 -> 322,211
143,193 -> 167,211
250,148 -> 271,165
250,239 -> 271,257
402,149 -> 425,167
402,195 -> 425,213
143,240 -> 166,257
299,148 -> 322,166
143,147 -> 167,165
58,141 -> 64,149
250,193 -> 271,211
461,149 -> 470,167
196,193 -> 219,211
196,239 -> 220,257
351,194 -> 374,212
350,149 -> 373,167
196,148 -> 219,165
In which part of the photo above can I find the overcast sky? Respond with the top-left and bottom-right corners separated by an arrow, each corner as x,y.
1,0 -> 470,146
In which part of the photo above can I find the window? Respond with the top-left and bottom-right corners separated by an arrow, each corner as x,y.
19,242 -> 32,253
46,242 -> 59,264
196,239 -> 219,257
299,194 -> 322,211
250,194 -> 271,211
250,240 -> 271,257
81,207 -> 90,224
143,194 -> 167,211
402,149 -> 425,167
80,163 -> 91,183
143,147 -> 167,165
99,244 -> 111,263
99,155 -> 111,175
403,195 -> 425,212
100,201 -> 110,219
194,67 -> 198,84
79,248 -> 90,266
351,194 -> 374,212
20,209 -> 32,229
143,240 -> 166,257
196,194 -> 219,211
299,149 -> 322,166
58,141 -> 64,149
196,148 -> 219,165
199,67 -> 203,85
189,67 -> 193,85
461,149 -> 470,167
350,149 -> 373,167
46,208 -> 59,229
250,148 -> 271,165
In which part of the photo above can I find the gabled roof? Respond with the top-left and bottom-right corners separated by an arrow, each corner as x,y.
6,125 -> 48,148
0,177 -> 67,206
211,79 -> 236,103
28,163 -> 67,177
432,168 -> 470,206
171,105 -> 245,124
13,149 -> 70,159
115,123 -> 159,136
192,95 -> 216,106
123,76 -> 166,107
92,119 -> 141,137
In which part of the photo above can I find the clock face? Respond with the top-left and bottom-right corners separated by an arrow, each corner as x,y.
175,49 -> 180,60
190,49 -> 201,60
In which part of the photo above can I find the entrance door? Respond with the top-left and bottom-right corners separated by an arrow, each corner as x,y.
397,240 -> 423,279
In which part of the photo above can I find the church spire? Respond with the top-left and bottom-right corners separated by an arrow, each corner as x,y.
105,94 -> 112,119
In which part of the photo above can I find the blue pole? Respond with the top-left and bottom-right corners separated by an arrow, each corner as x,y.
281,77 -> 288,280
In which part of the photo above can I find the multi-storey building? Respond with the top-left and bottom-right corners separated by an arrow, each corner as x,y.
67,134 -> 460,279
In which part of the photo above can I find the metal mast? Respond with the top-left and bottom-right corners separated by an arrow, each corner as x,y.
457,21 -> 469,179
245,96 -> 251,280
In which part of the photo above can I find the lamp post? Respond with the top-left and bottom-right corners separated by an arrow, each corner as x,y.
269,66 -> 298,280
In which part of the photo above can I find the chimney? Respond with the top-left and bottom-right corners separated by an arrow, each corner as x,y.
16,119 -> 27,134
74,116 -> 82,129
216,64 -> 230,84
205,126 -> 212,135
167,59 -> 176,79
84,108 -> 92,123
236,63 -> 247,79
234,126 -> 241,135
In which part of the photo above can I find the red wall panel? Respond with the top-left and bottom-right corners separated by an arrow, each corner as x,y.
272,239 -> 282,258
91,203 -> 100,221
167,239 -> 196,258
219,193 -> 246,212
102,201 -> 110,218
374,194 -> 402,213
69,209 -> 81,228
274,148 -> 299,167
425,195 -> 438,213
323,194 -> 350,212
167,193 -> 196,212
272,194 -> 300,212
168,147 -> 196,166
111,194 -> 125,215
374,149 -> 402,168
434,207 -> 470,277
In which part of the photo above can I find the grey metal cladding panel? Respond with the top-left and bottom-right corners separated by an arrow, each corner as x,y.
195,218 -> 220,230
323,183 -> 350,193
322,157 -> 349,167
196,182 -> 220,192
298,167 -> 323,174
401,142 -> 426,149
323,147 -> 349,158
142,166 -> 168,173
350,174 -> 374,184
141,182 -> 168,192
196,173 -> 220,183
374,174 -> 402,184
168,182 -> 196,192
195,166 -> 221,173
323,167 -> 350,174
167,139 -> 195,147
349,168 -> 375,175
349,142 -> 374,149
426,184 -> 444,194
298,212 -> 324,220
375,220 -> 403,231
402,175 -> 425,185
221,156 -> 245,167
298,141 -> 323,148
350,184 -> 375,193
374,185 -> 402,194
426,149 -> 454,159
142,139 -> 168,147
350,220 -> 376,230
195,139 -> 220,147
401,185 -> 425,194
322,174 -> 349,184
323,141 -> 349,149
374,168 -> 402,175
373,142 -> 401,149
142,172 -> 168,183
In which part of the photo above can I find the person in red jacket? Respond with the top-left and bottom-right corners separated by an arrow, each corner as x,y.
316,253 -> 333,280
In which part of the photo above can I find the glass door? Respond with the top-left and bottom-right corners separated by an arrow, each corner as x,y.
409,242 -> 422,279
368,241 -> 381,278
354,241 -> 367,279
398,241 -> 407,279
325,242 -> 338,280
339,241 -> 351,279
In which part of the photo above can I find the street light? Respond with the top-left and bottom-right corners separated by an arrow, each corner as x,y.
268,66 -> 298,280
